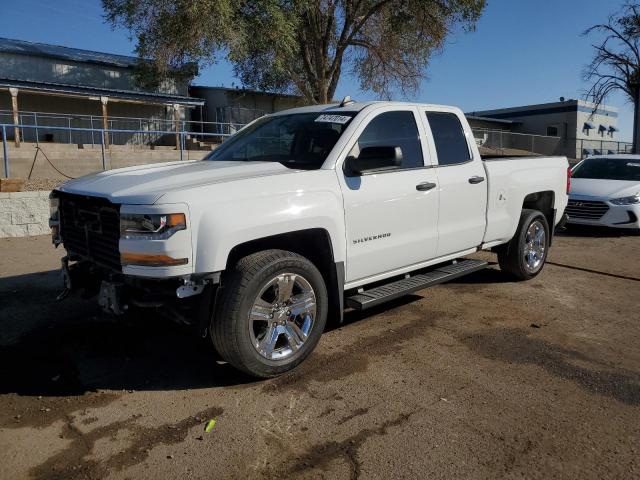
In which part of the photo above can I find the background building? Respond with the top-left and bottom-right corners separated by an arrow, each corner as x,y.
468,99 -> 628,159
0,37 -> 203,146
189,86 -> 304,136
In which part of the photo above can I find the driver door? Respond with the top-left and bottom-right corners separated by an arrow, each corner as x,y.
338,106 -> 440,284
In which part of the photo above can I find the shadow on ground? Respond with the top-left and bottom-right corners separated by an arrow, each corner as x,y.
0,270 -> 425,399
557,224 -> 639,238
0,270 -> 256,397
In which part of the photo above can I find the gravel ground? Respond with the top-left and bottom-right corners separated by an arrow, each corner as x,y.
21,179 -> 64,192
0,228 -> 638,480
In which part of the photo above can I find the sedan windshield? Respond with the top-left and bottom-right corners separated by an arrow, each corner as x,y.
204,112 -> 356,169
572,157 -> 640,181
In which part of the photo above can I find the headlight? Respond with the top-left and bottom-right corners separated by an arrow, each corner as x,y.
610,194 -> 640,205
49,196 -> 59,220
120,213 -> 186,240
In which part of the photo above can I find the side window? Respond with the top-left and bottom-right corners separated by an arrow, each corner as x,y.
426,112 -> 471,166
352,111 -> 424,169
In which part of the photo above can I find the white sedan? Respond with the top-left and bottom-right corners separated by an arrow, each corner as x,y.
567,155 -> 640,229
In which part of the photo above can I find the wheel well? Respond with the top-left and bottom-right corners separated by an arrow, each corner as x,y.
225,229 -> 343,324
522,191 -> 555,242
523,191 -> 554,221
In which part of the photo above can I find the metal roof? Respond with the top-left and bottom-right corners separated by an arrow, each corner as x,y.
465,115 -> 516,125
0,37 -> 139,68
0,78 -> 204,106
190,85 -> 303,100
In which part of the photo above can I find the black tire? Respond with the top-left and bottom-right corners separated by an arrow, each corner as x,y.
211,249 -> 328,378
498,209 -> 550,281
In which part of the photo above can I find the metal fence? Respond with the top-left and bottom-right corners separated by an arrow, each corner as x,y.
1,123 -> 231,178
0,109 -> 248,147
575,138 -> 633,159
471,128 -> 562,156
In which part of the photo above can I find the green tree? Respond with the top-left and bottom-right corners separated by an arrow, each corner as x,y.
584,2 -> 640,152
103,0 -> 485,103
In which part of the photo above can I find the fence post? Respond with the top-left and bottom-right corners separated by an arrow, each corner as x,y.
100,130 -> 107,170
34,112 -> 39,147
90,115 -> 95,147
179,131 -> 184,161
2,126 -> 9,178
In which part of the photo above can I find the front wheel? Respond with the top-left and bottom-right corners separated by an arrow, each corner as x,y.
211,250 -> 327,378
498,209 -> 550,281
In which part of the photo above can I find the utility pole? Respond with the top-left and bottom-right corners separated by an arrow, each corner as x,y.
632,80 -> 640,154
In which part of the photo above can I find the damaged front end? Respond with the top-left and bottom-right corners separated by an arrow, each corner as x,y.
58,254 -> 218,332
51,191 -> 217,335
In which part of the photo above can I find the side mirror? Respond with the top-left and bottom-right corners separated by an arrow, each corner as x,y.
345,146 -> 403,175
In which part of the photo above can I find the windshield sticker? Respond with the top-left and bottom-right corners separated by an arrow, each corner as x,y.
315,114 -> 352,124
627,162 -> 640,167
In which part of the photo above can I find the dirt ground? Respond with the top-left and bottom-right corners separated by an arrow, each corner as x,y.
0,227 -> 639,480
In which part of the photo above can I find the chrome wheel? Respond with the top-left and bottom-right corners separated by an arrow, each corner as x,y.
523,220 -> 546,273
248,273 -> 316,361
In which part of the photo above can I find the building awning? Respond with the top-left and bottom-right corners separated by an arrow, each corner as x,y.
583,122 -> 595,130
598,124 -> 607,132
609,125 -> 619,132
0,78 -> 204,107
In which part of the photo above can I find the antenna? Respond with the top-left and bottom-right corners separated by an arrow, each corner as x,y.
340,95 -> 354,107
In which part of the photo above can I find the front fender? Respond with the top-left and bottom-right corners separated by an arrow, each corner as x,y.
185,170 -> 345,273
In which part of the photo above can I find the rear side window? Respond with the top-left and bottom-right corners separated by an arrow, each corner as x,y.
426,112 -> 471,166
354,111 -> 424,169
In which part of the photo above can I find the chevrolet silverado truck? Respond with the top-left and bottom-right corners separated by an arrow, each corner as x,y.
50,100 -> 569,378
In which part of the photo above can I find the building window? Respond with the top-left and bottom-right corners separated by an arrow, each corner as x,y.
546,125 -> 559,136
53,63 -> 74,75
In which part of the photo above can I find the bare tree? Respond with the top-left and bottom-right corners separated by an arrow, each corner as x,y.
584,2 -> 640,152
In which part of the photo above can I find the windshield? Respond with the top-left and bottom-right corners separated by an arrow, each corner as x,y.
572,157 -> 640,181
205,112 -> 356,169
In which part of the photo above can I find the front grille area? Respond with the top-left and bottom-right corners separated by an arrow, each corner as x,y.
59,193 -> 121,270
565,199 -> 610,220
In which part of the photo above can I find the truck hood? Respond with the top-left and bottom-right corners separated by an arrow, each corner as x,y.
56,160 -> 298,204
569,178 -> 640,200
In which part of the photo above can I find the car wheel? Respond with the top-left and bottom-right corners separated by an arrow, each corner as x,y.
211,249 -> 327,378
498,209 -> 550,281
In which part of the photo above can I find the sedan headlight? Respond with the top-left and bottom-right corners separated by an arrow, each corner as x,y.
610,194 -> 640,205
120,213 -> 186,240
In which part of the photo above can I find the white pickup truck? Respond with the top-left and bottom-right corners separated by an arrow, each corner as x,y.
50,100 -> 569,377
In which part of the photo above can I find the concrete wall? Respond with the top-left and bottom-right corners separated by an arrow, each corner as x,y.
0,190 -> 50,238
0,52 -> 188,95
1,143 -> 210,180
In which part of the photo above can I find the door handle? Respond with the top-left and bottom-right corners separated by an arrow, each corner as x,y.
468,176 -> 485,184
416,182 -> 437,191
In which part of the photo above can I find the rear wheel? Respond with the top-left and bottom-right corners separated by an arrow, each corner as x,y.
498,209 -> 549,281
211,249 -> 327,378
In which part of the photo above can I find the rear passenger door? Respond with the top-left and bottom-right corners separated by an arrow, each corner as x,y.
422,109 -> 487,257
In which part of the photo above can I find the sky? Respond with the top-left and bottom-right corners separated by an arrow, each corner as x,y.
0,0 -> 635,140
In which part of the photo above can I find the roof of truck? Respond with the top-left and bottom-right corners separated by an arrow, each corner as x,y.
271,100 -> 459,116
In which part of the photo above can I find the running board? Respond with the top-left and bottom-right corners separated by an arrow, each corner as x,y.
345,259 -> 487,310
